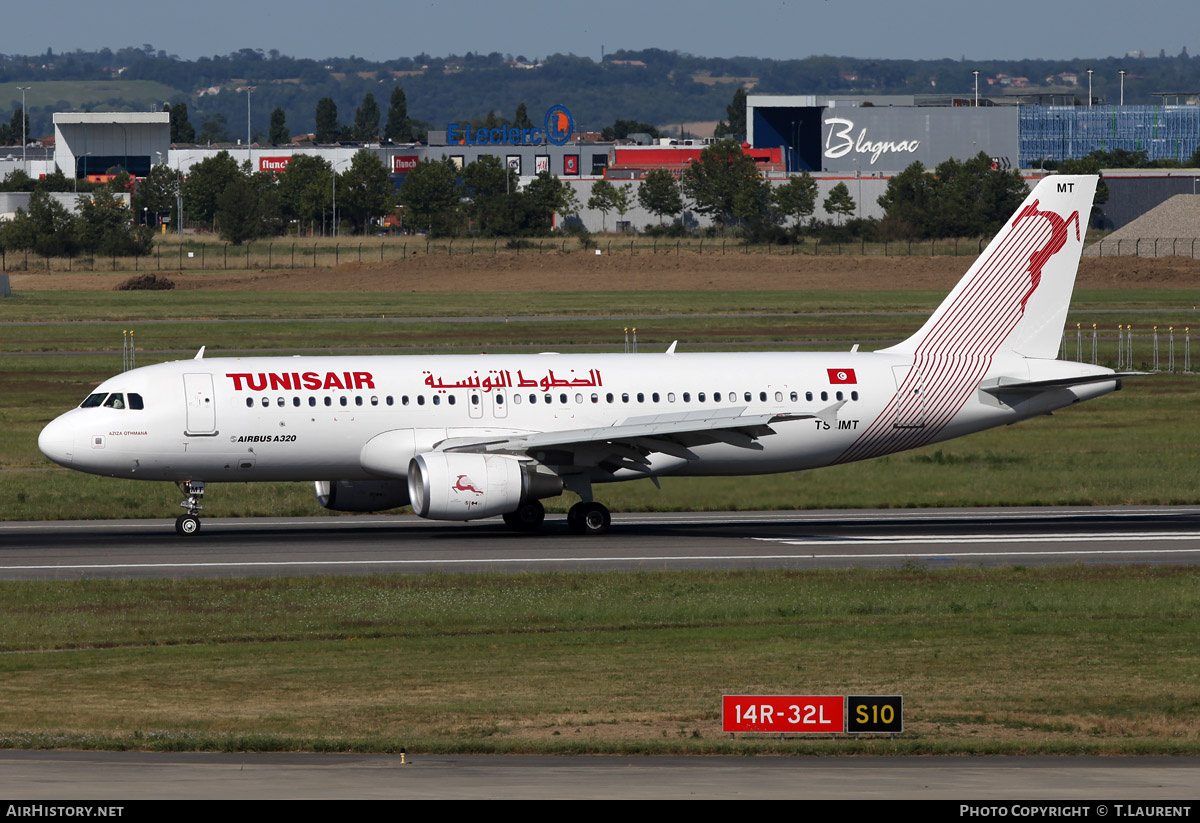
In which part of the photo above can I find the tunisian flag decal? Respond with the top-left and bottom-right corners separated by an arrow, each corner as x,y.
827,368 -> 857,384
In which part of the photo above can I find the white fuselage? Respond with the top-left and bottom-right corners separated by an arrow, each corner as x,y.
37,350 -> 1117,485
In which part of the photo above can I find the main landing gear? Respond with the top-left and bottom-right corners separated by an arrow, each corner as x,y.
175,480 -> 205,536
500,500 -> 612,535
567,501 -> 611,536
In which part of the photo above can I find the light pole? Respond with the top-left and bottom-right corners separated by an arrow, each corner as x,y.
1087,69 -> 1093,107
245,87 -> 253,169
1119,70 -> 1126,106
973,71 -> 979,107
17,86 -> 30,175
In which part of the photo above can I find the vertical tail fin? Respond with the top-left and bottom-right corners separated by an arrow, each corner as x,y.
884,175 -> 1098,360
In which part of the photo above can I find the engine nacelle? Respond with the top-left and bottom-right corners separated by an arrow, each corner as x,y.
315,479 -> 410,512
407,452 -> 562,521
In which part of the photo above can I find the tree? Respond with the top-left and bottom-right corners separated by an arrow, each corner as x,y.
771,172 -> 818,231
398,158 -> 460,235
823,182 -> 855,224
876,161 -> 936,237
0,108 -> 31,146
353,93 -> 380,142
602,119 -> 660,142
714,88 -> 748,139
277,154 -> 333,235
315,97 -> 339,143
268,107 -> 289,145
77,188 -> 153,256
522,171 -> 574,233
682,139 -> 770,231
132,163 -> 181,230
637,169 -> 683,225
513,103 -> 533,129
197,113 -> 229,144
462,155 -> 517,235
168,102 -> 195,144
0,190 -> 79,257
214,175 -> 261,244
612,183 -> 633,228
385,86 -> 413,143
337,150 -> 392,234
183,150 -> 242,229
587,178 -> 618,231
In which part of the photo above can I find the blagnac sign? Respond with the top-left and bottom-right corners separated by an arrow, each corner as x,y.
824,116 -> 920,165
447,104 -> 574,147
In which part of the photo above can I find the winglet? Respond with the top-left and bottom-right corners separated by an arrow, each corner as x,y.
194,346 -> 206,360
816,400 -> 847,427
666,341 -> 678,355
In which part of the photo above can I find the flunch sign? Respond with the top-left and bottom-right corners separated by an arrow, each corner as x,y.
259,156 -> 293,173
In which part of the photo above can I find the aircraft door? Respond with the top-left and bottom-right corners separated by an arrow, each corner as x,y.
183,373 -> 218,435
468,392 -> 483,419
891,365 -> 926,429
491,390 -> 508,419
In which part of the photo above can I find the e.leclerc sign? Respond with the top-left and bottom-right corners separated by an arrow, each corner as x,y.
447,104 -> 574,147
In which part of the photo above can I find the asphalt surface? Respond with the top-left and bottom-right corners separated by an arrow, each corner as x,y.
2,505 -> 1199,580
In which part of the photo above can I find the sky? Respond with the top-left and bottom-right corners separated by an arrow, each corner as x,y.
2,0 -> 1194,63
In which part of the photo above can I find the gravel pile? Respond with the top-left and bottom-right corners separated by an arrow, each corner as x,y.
1085,194 -> 1200,257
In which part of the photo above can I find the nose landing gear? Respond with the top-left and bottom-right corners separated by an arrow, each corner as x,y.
175,480 -> 205,536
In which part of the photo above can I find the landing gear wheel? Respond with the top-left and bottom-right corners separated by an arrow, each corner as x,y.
503,500 -> 546,532
175,513 -> 201,536
567,502 -> 611,536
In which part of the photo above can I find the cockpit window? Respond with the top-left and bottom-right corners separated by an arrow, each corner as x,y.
80,393 -> 107,408
103,394 -> 126,409
127,393 -> 144,410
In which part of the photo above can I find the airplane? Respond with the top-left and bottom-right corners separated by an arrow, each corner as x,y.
38,174 -> 1128,537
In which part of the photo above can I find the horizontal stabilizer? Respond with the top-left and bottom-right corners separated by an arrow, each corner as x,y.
979,372 -> 1143,395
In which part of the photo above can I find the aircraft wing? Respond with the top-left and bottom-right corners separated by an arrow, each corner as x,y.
436,403 -> 843,472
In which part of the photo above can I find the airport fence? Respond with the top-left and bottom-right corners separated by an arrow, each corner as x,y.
1088,238 -> 1200,258
1062,323 -> 1196,372
0,235 -> 1005,274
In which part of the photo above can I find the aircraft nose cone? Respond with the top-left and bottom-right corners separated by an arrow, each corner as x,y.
38,416 -> 74,466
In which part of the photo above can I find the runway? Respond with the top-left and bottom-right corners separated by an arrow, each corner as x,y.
2,505 -> 1199,580
1,751 -> 1198,800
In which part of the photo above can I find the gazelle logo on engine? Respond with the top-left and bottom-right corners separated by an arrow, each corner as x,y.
453,475 -> 484,495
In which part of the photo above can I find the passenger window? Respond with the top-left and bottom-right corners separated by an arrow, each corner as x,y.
575,393 -> 583,404
309,397 -> 316,407
591,393 -> 598,404
652,392 -> 660,403
277,397 -> 285,407
495,395 -> 503,405
246,398 -> 253,408
806,392 -> 813,401
432,395 -> 440,405
417,396 -> 425,406
339,396 -> 348,407
622,393 -> 629,403
714,392 -> 721,402
698,392 -> 705,402
355,396 -> 363,406
760,392 -> 767,402
448,395 -> 456,405
637,393 -> 645,403
128,393 -> 144,410
386,396 -> 394,406
851,391 -> 858,401
371,396 -> 378,406
262,397 -> 270,408
682,392 -> 690,403
790,392 -> 798,402
668,392 -> 676,402
293,397 -> 301,407
402,396 -> 409,406
513,394 -> 522,404
543,394 -> 551,404
560,393 -> 567,404
821,391 -> 828,401
744,392 -> 752,402
775,392 -> 783,402
836,391 -> 844,401
324,397 -> 332,407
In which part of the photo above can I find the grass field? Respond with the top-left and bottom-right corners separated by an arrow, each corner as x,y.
0,567 -> 1195,754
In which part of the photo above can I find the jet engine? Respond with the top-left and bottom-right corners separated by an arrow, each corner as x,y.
315,479 -> 410,512
407,452 -> 562,521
